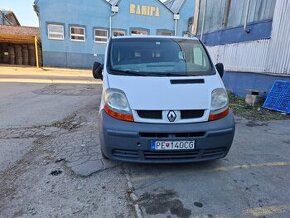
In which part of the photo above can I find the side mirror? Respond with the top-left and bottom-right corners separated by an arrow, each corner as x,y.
92,62 -> 103,80
215,63 -> 224,78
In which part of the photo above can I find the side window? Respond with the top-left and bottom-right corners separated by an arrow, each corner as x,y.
70,26 -> 85,42
48,24 -> 64,40
95,29 -> 108,43
193,46 -> 205,66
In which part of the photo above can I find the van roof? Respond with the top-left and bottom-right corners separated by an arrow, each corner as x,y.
111,35 -> 199,41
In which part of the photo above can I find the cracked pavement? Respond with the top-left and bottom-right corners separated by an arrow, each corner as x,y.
0,67 -> 290,218
0,68 -> 134,217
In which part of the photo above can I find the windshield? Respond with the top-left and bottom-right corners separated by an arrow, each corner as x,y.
108,38 -> 214,76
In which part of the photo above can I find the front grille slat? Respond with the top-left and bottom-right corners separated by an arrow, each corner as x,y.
112,149 -> 139,159
112,147 -> 227,161
144,147 -> 226,160
181,110 -> 204,119
139,132 -> 205,138
137,110 -> 162,119
144,151 -> 199,159
203,148 -> 226,154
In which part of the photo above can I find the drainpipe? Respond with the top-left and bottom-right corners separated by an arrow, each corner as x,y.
109,14 -> 113,37
244,0 -> 251,32
110,5 -> 119,37
174,14 -> 180,36
34,36 -> 39,68
200,0 -> 207,41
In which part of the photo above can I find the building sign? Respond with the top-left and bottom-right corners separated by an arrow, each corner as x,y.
130,4 -> 160,17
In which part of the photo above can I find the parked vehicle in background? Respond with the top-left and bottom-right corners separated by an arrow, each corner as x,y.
92,36 -> 235,163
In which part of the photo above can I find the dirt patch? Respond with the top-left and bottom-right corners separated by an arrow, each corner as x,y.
50,114 -> 80,130
229,92 -> 290,121
137,189 -> 192,218
33,84 -> 98,96
246,121 -> 268,127
0,113 -> 82,140
0,137 -> 53,202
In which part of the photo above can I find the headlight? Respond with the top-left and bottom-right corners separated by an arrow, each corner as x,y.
104,89 -> 134,122
104,89 -> 131,113
209,88 -> 229,121
211,88 -> 229,111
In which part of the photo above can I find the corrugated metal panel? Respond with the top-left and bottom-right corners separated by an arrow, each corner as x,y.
206,0 -> 290,76
265,0 -> 290,75
164,0 -> 185,13
207,40 -> 270,73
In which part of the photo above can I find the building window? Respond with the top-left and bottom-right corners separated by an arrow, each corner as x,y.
70,26 -> 85,42
113,30 -> 126,37
48,24 -> 64,40
157,30 -> 173,36
131,30 -> 148,35
95,29 -> 108,43
197,0 -> 228,34
197,0 -> 276,34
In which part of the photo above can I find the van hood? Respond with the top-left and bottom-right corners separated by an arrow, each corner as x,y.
107,74 -> 223,110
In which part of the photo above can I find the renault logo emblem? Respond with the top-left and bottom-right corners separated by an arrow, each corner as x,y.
167,110 -> 177,122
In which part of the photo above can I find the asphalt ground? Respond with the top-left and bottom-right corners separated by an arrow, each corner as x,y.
0,66 -> 289,218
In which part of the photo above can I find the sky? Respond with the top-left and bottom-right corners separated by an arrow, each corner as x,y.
0,0 -> 39,27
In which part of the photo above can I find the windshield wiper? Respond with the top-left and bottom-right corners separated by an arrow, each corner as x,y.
110,69 -> 188,77
144,72 -> 187,77
162,73 -> 187,77
110,69 -> 147,76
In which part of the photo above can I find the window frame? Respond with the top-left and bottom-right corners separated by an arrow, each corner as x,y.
47,24 -> 64,40
70,26 -> 86,42
94,28 -> 108,43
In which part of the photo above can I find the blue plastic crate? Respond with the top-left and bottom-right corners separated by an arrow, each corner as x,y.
263,80 -> 290,114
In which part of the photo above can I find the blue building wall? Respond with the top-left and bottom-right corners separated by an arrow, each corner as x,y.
36,0 -> 195,68
178,0 -> 195,35
222,71 -> 290,97
199,19 -> 273,46
113,0 -> 174,35
37,0 -> 110,68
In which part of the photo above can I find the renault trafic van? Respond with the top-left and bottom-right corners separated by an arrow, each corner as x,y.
93,36 -> 235,163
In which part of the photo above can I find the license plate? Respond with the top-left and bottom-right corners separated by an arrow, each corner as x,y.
151,140 -> 195,151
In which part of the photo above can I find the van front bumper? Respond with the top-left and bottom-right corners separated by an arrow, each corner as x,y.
99,111 -> 235,163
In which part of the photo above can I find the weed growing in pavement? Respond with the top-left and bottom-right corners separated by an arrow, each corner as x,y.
228,92 -> 289,121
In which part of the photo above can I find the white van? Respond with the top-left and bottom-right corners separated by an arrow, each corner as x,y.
93,36 -> 235,163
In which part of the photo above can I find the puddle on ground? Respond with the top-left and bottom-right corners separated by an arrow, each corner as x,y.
137,189 -> 192,218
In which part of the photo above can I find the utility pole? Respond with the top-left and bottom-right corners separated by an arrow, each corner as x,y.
200,0 -> 207,41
